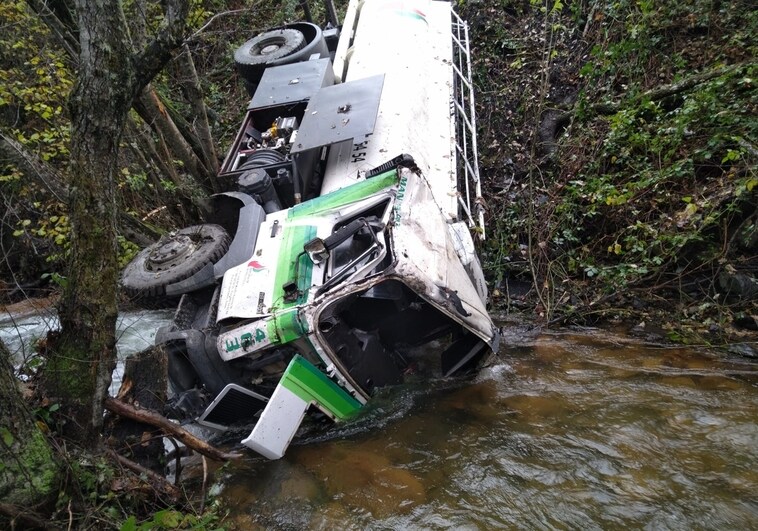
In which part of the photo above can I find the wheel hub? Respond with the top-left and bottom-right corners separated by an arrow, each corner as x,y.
261,44 -> 280,55
148,234 -> 196,271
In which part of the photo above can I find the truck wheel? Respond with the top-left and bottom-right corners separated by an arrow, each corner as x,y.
235,28 -> 305,84
121,224 -> 230,306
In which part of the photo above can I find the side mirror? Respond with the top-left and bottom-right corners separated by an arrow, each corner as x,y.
304,237 -> 329,265
304,218 -> 368,264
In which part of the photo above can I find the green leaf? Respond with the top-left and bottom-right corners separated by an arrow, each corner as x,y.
0,426 -> 14,447
154,510 -> 181,528
119,516 -> 137,531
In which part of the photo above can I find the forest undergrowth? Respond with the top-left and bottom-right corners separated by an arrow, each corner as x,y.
462,0 -> 757,350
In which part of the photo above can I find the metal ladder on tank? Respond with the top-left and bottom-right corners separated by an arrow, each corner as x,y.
451,9 -> 486,240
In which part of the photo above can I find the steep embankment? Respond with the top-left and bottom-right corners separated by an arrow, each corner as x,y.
462,0 -> 757,349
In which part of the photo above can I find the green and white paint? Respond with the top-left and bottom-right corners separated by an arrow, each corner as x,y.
241,355 -> 362,459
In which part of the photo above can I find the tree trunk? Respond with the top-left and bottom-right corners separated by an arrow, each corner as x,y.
134,85 -> 214,192
43,0 -> 131,447
106,345 -> 169,472
127,119 -> 202,223
178,44 -> 220,181
128,119 -> 183,188
44,0 -> 188,448
0,340 -> 61,514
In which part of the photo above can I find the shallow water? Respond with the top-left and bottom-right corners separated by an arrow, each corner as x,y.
0,307 -> 174,393
213,324 -> 758,530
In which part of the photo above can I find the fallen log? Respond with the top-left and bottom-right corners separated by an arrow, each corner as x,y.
590,63 -> 747,116
104,397 -> 242,461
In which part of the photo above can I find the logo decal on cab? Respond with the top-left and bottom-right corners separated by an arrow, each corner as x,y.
248,260 -> 267,272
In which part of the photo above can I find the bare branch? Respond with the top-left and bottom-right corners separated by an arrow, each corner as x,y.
104,397 -> 242,461
106,449 -> 180,499
25,0 -> 80,61
132,0 -> 190,95
185,8 -> 250,43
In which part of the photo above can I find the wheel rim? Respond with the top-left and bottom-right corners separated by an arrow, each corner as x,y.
261,43 -> 281,55
147,234 -> 197,271
254,37 -> 286,57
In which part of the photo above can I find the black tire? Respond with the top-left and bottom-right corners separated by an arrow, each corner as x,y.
167,335 -> 239,397
121,224 -> 230,305
168,348 -> 197,394
234,28 -> 305,83
242,78 -> 258,98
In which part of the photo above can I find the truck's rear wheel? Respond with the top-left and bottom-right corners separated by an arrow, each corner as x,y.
235,28 -> 305,93
121,224 -> 230,306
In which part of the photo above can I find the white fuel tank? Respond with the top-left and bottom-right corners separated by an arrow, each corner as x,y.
321,0 -> 459,221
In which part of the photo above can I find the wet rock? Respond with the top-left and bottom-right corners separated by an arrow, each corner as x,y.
733,313 -> 758,331
279,468 -> 322,501
728,343 -> 758,359
719,270 -> 758,301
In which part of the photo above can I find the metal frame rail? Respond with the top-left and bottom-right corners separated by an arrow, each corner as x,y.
451,9 -> 485,240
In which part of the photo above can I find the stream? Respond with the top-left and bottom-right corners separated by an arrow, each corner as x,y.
212,324 -> 758,529
2,310 -> 756,529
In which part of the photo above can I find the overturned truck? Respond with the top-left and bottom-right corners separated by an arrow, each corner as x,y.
121,0 -> 500,459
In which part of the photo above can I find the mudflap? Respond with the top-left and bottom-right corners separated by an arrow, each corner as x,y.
241,354 -> 362,459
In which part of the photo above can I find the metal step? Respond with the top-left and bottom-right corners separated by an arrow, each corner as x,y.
196,383 -> 269,430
